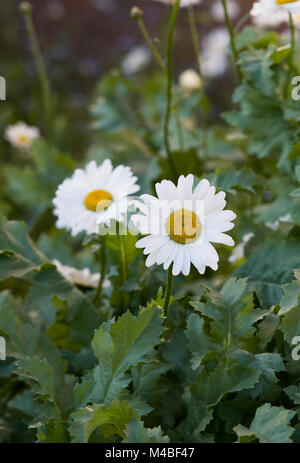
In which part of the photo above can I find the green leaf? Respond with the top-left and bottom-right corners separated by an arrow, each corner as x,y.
234,239 -> 300,309
234,403 -> 296,443
191,278 -> 267,352
209,166 -> 264,195
76,303 -> 163,406
123,419 -> 170,443
69,400 -> 138,443
185,313 -> 217,369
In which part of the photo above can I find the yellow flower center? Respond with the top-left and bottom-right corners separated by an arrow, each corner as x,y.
84,190 -> 113,212
18,135 -> 30,145
276,0 -> 297,4
166,209 -> 202,245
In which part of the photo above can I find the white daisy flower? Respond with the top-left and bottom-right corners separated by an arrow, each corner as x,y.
53,259 -> 110,289
5,121 -> 40,149
252,9 -> 288,26
154,0 -> 202,7
178,69 -> 203,92
131,175 -> 236,276
251,0 -> 300,17
53,160 -> 140,236
211,0 -> 240,22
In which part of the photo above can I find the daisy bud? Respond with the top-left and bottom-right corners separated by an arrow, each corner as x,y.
130,6 -> 143,21
19,1 -> 32,14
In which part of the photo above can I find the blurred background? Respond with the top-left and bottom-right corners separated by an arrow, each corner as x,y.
0,0 -> 255,156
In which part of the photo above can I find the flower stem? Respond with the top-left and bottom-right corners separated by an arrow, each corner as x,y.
137,17 -> 166,72
117,223 -> 130,310
163,0 -> 181,179
187,4 -> 208,154
289,12 -> 295,58
187,4 -> 203,80
285,13 -> 296,98
93,238 -> 107,306
221,0 -> 242,81
21,3 -> 51,136
163,265 -> 173,315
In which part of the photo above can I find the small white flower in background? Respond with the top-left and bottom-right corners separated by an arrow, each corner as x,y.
5,121 -> 40,150
53,159 -> 140,236
228,232 -> 254,264
251,0 -> 300,16
53,259 -> 110,289
121,45 -> 151,76
210,0 -> 240,21
266,213 -> 293,231
179,69 -> 203,92
252,9 -> 289,26
154,0 -> 202,7
132,175 -> 236,276
202,28 -> 230,78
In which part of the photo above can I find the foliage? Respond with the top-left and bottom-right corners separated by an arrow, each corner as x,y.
1,8 -> 300,444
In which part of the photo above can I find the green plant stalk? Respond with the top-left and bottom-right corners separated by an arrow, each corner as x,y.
137,17 -> 166,72
187,4 -> 203,80
174,107 -> 184,150
285,13 -> 296,98
163,0 -> 181,179
187,3 -> 208,154
163,265 -> 173,314
117,223 -> 130,310
93,238 -> 107,306
289,11 -> 295,54
221,0 -> 242,81
22,6 -> 51,135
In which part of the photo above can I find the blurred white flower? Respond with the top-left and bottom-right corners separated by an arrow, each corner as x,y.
5,121 -> 40,149
121,45 -> 151,76
266,213 -> 293,231
251,0 -> 300,16
228,232 -> 254,264
53,160 -> 140,236
154,0 -> 202,7
252,9 -> 289,26
179,69 -> 203,92
132,175 -> 236,276
211,0 -> 240,21
202,28 -> 230,78
53,259 -> 110,289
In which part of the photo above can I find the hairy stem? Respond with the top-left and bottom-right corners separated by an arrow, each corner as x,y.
137,17 -> 166,72
93,238 -> 107,306
21,4 -> 51,135
163,0 -> 181,178
163,266 -> 173,315
221,0 -> 242,81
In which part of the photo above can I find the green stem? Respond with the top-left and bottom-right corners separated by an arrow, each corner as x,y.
187,3 -> 208,154
163,266 -> 173,314
174,107 -> 184,150
137,17 -> 166,72
93,238 -> 107,306
21,4 -> 51,136
117,223 -> 129,310
163,0 -> 181,179
187,4 -> 203,80
234,11 -> 250,33
289,12 -> 295,58
285,13 -> 296,99
221,0 -> 242,81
